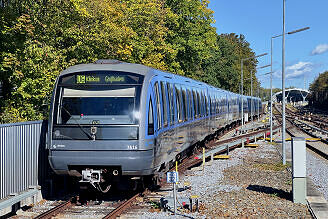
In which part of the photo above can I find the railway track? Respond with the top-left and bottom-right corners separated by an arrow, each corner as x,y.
273,104 -> 328,160
30,107 -> 325,219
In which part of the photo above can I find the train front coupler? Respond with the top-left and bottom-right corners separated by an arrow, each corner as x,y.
79,169 -> 111,193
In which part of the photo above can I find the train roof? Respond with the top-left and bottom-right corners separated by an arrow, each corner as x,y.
59,59 -> 211,87
59,59 -> 153,76
58,60 -> 260,101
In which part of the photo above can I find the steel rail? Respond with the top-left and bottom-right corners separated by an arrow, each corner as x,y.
274,104 -> 328,160
102,193 -> 141,219
34,199 -> 73,219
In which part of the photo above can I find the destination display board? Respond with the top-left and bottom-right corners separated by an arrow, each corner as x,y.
59,71 -> 144,85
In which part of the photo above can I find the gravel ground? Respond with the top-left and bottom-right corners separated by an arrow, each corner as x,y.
307,150 -> 328,200
137,140 -> 312,218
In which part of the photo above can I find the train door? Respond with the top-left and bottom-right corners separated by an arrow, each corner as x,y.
149,77 -> 164,167
145,79 -> 158,168
174,84 -> 182,155
160,80 -> 175,162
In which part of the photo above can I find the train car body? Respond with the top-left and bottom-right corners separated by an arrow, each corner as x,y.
47,60 -> 261,191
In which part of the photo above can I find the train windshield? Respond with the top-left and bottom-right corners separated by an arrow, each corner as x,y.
58,86 -> 139,125
52,71 -> 143,140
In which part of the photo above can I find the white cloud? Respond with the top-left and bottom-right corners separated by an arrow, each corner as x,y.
285,61 -> 313,79
311,44 -> 328,55
273,70 -> 281,79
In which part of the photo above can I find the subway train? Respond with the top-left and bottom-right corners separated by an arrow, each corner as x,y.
47,59 -> 262,192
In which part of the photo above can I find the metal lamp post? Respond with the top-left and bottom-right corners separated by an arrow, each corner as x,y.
270,26 -> 310,143
271,11 -> 310,165
282,0 -> 286,164
281,0 -> 311,164
241,53 -> 268,130
258,84 -> 260,121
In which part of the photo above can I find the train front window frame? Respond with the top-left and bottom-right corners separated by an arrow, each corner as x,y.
148,97 -> 154,135
52,71 -> 144,140
55,85 -> 140,125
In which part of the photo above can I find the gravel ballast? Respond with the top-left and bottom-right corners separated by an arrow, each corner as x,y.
137,140 -> 312,218
307,150 -> 328,200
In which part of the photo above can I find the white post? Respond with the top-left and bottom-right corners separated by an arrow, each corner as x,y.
292,137 -> 306,204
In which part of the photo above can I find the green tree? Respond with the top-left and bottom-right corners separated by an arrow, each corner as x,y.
202,33 -> 258,93
164,0 -> 217,79
0,0 -> 259,123
0,0 -> 181,122
308,71 -> 328,109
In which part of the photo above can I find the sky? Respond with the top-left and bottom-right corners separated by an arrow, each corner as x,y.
209,0 -> 328,90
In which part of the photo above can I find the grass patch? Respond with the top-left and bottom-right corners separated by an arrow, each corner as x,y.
149,201 -> 161,209
286,179 -> 292,185
269,192 -> 279,198
253,162 -> 290,171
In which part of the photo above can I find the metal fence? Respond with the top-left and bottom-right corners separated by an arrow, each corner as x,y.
0,120 -> 48,200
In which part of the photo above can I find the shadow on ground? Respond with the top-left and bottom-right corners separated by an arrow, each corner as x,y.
246,184 -> 292,200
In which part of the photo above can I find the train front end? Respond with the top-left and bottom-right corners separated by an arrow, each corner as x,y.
48,64 -> 152,191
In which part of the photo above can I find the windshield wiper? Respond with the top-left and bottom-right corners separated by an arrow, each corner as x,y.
60,105 -> 94,140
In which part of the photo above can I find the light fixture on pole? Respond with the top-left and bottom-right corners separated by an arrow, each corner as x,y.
270,26 -> 310,143
251,64 -> 270,122
240,53 -> 268,131
275,3 -> 310,164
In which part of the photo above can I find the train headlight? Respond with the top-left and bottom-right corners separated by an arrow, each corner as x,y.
129,127 -> 138,139
133,111 -> 141,120
54,130 -> 60,137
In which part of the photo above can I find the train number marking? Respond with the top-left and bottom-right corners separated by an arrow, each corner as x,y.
127,145 -> 138,150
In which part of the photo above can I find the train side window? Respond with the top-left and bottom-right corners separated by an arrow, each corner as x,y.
213,96 -> 216,115
205,95 -> 208,116
197,92 -> 201,117
200,92 -> 203,117
160,81 -> 168,127
201,93 -> 204,117
148,97 -> 154,135
182,89 -> 187,121
170,84 -> 175,124
209,96 -> 211,115
175,86 -> 181,122
167,83 -> 172,125
212,96 -> 215,115
192,90 -> 197,118
202,92 -> 205,117
179,88 -> 184,121
187,90 -> 191,120
178,87 -> 183,122
154,82 -> 161,129
202,93 -> 205,117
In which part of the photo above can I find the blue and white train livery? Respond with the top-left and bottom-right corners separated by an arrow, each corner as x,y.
47,59 -> 262,191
